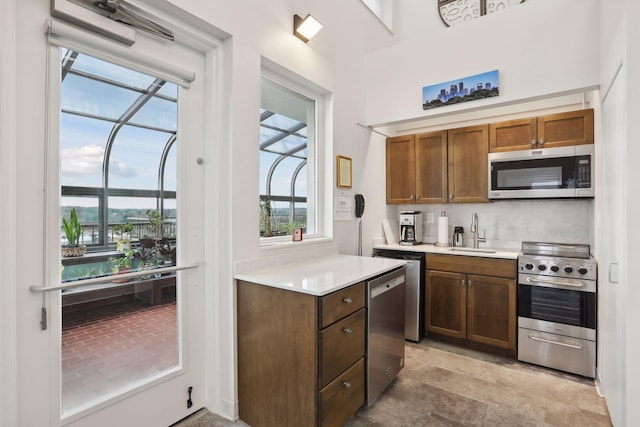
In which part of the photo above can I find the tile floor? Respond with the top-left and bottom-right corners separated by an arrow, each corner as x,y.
174,339 -> 611,427
61,296 -> 178,412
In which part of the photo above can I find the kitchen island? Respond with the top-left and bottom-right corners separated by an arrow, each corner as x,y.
234,254 -> 405,427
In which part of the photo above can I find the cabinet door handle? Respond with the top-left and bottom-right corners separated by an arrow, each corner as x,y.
460,279 -> 465,286
449,194 -> 453,200
531,139 -> 537,146
342,381 -> 352,389
343,327 -> 352,334
539,138 -> 545,146
468,280 -> 472,287
343,297 -> 353,304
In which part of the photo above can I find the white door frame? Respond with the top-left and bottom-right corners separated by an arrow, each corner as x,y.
12,1 -> 228,425
0,0 -> 18,426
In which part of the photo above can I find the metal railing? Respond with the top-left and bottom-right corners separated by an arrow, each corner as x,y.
61,221 -> 177,246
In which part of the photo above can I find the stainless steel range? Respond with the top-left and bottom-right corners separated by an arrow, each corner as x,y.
517,242 -> 597,378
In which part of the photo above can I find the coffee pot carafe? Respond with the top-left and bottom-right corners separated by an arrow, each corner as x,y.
453,226 -> 465,247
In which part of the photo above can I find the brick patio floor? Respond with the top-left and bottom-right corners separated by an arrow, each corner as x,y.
61,295 -> 178,413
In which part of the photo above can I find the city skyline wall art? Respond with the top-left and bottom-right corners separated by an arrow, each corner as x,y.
422,69 -> 499,110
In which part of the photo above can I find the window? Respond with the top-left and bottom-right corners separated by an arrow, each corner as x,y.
60,48 -> 177,254
259,74 -> 323,242
360,0 -> 393,31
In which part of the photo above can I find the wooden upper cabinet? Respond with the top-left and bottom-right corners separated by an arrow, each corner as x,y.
447,125 -> 489,203
537,108 -> 594,148
490,109 -> 594,152
415,131 -> 447,203
489,117 -> 537,152
386,135 -> 416,204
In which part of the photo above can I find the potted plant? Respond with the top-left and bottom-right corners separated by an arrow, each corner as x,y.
146,209 -> 164,239
113,222 -> 134,252
260,200 -> 273,237
108,249 -> 134,283
61,208 -> 86,257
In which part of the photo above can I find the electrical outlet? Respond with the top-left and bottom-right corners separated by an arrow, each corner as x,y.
426,212 -> 434,223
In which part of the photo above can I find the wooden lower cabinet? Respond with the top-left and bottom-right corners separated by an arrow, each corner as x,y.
425,254 -> 516,355
237,280 -> 365,427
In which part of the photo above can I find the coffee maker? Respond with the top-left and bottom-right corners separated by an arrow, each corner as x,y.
399,211 -> 423,246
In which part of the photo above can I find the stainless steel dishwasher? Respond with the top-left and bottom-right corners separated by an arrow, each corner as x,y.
372,249 -> 424,342
367,266 -> 406,406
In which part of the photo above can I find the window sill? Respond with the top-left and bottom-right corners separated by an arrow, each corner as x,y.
260,236 -> 333,250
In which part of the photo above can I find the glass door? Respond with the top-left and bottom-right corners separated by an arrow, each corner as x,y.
58,50 -> 183,415
15,11 -> 212,424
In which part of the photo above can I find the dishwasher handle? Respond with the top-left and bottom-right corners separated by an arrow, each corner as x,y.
370,275 -> 405,299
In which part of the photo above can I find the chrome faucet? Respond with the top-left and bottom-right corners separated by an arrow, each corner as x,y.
470,212 -> 486,249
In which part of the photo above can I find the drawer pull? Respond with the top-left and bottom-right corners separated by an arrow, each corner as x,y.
343,297 -> 353,304
342,381 -> 352,389
343,327 -> 352,334
528,333 -> 583,350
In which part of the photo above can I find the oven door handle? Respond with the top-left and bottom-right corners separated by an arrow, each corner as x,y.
528,333 -> 583,350
526,276 -> 584,288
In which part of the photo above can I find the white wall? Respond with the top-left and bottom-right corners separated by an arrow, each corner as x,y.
364,0 -> 600,127
624,0 -> 640,420
598,0 -> 640,424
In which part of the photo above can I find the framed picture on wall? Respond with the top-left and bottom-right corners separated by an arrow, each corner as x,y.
337,155 -> 352,188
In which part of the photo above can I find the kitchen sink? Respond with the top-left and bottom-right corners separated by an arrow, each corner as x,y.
447,247 -> 496,254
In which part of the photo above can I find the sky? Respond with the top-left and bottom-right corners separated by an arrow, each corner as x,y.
60,50 -> 177,209
61,49 -> 303,210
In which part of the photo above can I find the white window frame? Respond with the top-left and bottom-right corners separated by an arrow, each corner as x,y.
359,0 -> 393,32
260,61 -> 332,247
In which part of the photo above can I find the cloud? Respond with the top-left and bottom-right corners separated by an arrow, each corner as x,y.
61,144 -> 137,178
110,159 -> 138,178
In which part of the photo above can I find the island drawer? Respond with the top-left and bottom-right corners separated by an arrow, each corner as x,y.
319,282 -> 365,327
319,308 -> 365,387
318,357 -> 365,427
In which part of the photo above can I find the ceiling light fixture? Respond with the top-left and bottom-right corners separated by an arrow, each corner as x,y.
293,14 -> 323,43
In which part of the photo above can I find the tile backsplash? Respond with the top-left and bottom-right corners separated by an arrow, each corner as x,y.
394,199 -> 591,250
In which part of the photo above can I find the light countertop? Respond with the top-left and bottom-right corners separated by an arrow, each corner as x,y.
234,254 -> 406,296
373,243 -> 519,260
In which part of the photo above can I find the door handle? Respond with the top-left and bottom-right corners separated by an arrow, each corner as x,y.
609,262 -> 619,284
526,276 -> 584,288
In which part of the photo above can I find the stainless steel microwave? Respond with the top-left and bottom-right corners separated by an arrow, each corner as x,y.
488,145 -> 594,199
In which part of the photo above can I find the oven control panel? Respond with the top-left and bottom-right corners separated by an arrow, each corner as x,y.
518,255 -> 597,281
